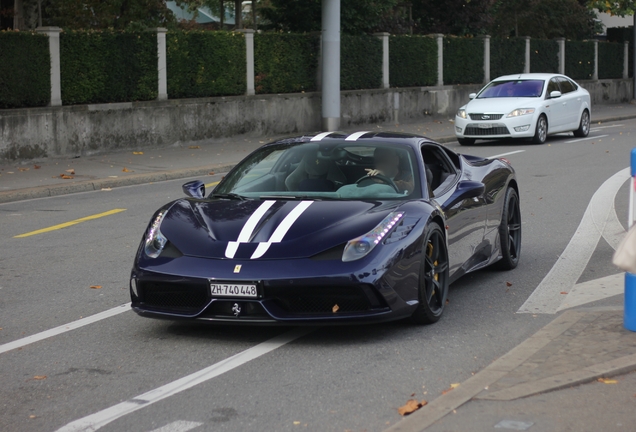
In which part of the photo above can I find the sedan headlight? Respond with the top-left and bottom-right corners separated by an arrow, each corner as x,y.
456,108 -> 467,119
342,212 -> 404,262
144,210 -> 168,258
507,108 -> 535,117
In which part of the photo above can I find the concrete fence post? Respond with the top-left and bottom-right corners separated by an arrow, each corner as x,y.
524,36 -> 531,74
36,26 -> 62,106
374,32 -> 390,89
479,35 -> 490,83
238,29 -> 255,96
624,41 -> 629,80
556,37 -> 565,75
156,28 -> 168,100
434,34 -> 443,87
592,39 -> 599,81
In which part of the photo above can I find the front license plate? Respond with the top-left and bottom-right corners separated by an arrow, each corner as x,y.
210,283 -> 258,298
478,123 -> 492,129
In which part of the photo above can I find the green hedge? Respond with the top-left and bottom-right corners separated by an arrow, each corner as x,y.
341,35 -> 382,90
565,41 -> 594,80
60,30 -> 157,105
0,31 -> 50,109
167,31 -> 246,98
491,38 -> 525,78
598,41 -> 624,79
444,37 -> 483,85
530,39 -> 559,73
389,35 -> 437,87
254,33 -> 318,94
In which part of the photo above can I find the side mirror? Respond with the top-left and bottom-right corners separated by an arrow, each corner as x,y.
549,90 -> 562,99
442,181 -> 485,209
469,93 -> 477,100
182,180 -> 205,199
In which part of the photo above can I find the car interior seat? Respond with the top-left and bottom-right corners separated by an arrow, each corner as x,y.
285,150 -> 347,192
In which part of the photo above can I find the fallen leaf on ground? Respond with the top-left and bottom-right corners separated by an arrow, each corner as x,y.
397,399 -> 427,416
441,386 -> 456,395
598,378 -> 617,384
18,167 -> 29,172
208,171 -> 215,175
32,375 -> 47,380
66,169 -> 75,174
293,421 -> 300,425
60,174 -> 74,179
506,282 -> 512,287
560,291 -> 568,295
34,164 -> 41,169
29,415 -> 36,419
189,145 -> 201,149
133,151 -> 143,155
90,285 -> 102,289
450,383 -> 460,389
332,304 -> 339,313
122,167 -> 132,172
445,298 -> 450,304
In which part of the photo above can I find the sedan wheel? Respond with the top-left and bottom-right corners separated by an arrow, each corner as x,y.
411,224 -> 449,325
573,110 -> 590,137
531,115 -> 548,144
494,187 -> 521,270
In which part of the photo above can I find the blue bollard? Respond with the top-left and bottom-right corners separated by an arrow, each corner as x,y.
625,273 -> 636,331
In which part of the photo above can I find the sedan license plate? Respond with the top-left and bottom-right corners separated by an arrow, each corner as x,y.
477,123 -> 492,129
210,283 -> 258,298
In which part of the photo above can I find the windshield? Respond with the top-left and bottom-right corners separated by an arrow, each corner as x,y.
213,141 -> 422,200
478,80 -> 544,98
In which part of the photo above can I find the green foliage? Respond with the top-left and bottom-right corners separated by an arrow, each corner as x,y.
167,31 -> 246,98
565,40 -> 594,80
490,38 -> 525,78
254,33 -> 318,94
389,35 -> 437,87
341,35 -> 382,90
598,42 -> 625,79
443,36 -> 483,85
0,31 -> 50,108
530,39 -> 559,73
60,29 -> 157,105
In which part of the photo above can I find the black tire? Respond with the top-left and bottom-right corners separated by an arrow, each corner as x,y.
531,115 -> 548,144
411,224 -> 449,325
573,109 -> 590,137
458,138 -> 475,146
494,187 -> 522,270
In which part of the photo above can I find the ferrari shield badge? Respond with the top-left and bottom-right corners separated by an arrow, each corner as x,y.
234,264 -> 242,273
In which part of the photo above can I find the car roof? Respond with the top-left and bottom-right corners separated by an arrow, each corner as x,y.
492,73 -> 571,82
268,131 -> 434,149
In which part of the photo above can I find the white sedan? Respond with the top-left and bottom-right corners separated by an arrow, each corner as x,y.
454,73 -> 591,145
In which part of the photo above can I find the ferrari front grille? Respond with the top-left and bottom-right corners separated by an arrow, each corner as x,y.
138,280 -> 210,313
266,285 -> 382,315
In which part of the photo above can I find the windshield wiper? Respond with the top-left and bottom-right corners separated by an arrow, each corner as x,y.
209,193 -> 247,200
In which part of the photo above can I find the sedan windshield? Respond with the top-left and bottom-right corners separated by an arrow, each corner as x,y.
213,141 -> 422,200
478,80 -> 544,98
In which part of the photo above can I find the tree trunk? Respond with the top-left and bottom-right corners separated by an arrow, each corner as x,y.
220,0 -> 224,27
235,0 -> 242,29
252,0 -> 256,30
13,0 -> 24,30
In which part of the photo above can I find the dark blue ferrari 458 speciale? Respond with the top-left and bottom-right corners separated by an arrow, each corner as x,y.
130,131 -> 521,325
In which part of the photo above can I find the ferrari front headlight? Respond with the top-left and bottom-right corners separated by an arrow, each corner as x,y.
342,212 -> 404,262
507,108 -> 535,117
144,210 -> 168,258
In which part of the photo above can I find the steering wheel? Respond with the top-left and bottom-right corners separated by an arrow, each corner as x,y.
356,174 -> 399,193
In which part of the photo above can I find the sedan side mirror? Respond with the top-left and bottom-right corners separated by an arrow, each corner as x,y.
468,93 -> 477,100
182,180 -> 205,199
442,181 -> 485,210
549,90 -> 562,99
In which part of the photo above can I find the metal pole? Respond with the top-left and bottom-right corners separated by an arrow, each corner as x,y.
321,0 -> 340,131
633,15 -> 635,100
625,148 -> 636,331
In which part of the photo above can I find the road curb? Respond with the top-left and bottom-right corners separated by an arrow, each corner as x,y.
384,309 -> 636,432
0,164 -> 234,204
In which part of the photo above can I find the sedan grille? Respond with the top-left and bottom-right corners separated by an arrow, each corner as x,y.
469,113 -> 504,120
464,126 -> 510,136
266,285 -> 381,315
138,280 -> 210,313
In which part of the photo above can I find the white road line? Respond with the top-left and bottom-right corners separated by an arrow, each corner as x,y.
564,134 -> 608,144
488,150 -> 526,159
0,303 -> 131,355
148,420 -> 203,432
55,327 -> 314,432
518,167 -> 630,314
590,124 -> 624,131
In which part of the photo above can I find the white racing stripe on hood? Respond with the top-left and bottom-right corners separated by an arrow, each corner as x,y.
225,200 -> 276,258
251,201 -> 314,259
311,132 -> 334,141
345,131 -> 370,141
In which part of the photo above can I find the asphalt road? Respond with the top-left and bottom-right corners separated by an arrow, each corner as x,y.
0,121 -> 632,432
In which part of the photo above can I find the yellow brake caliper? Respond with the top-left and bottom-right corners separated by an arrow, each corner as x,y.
427,242 -> 439,297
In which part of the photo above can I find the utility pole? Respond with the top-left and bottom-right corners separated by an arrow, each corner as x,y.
321,0 -> 340,131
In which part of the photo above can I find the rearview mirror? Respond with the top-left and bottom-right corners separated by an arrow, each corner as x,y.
549,90 -> 562,99
469,93 -> 477,100
182,180 -> 205,199
442,181 -> 485,210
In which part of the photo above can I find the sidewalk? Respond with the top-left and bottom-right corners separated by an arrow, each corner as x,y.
2,103 -> 635,204
386,306 -> 636,432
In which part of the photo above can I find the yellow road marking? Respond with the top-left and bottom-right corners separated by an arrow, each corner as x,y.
14,209 -> 127,238
204,181 -> 220,189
